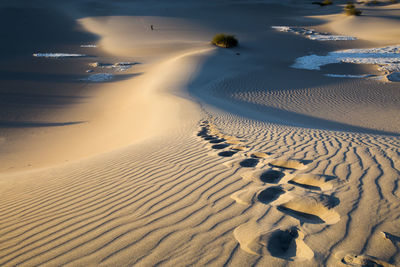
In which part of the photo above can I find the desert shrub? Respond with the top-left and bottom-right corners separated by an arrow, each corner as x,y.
212,34 -> 238,48
344,3 -> 362,15
312,0 -> 333,6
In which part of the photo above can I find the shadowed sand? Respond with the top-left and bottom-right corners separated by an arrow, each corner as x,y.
0,0 -> 399,266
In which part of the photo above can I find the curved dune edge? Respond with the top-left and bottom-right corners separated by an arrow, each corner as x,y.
0,16 -> 216,173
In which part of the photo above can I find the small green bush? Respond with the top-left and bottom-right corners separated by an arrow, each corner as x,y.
312,0 -> 333,6
212,34 -> 238,48
344,3 -> 362,15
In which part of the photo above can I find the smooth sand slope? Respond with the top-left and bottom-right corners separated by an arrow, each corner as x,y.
0,0 -> 400,266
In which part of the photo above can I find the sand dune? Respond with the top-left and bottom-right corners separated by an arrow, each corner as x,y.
0,0 -> 399,266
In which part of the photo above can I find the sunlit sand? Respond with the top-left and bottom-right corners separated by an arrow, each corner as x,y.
0,0 -> 399,266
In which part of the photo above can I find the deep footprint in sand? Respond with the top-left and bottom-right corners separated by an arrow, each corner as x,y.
278,194 -> 340,225
241,168 -> 288,184
209,139 -> 226,144
339,253 -> 395,267
257,186 -> 286,204
269,159 -> 309,170
288,174 -> 334,191
211,144 -> 230,150
197,126 -> 209,137
260,169 -> 286,183
266,227 -> 313,261
218,150 -> 238,157
267,228 -> 298,259
239,158 -> 259,167
234,224 -> 314,260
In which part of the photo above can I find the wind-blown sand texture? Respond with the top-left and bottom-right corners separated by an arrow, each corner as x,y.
0,0 -> 400,266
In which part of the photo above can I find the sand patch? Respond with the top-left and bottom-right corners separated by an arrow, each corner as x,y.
288,174 -> 334,191
293,45 -> 400,72
88,62 -> 139,72
230,186 -> 264,205
33,53 -> 87,58
293,45 -> 400,81
247,152 -> 270,159
80,44 -> 97,48
272,26 -> 356,41
81,73 -> 114,82
324,74 -> 374,78
231,146 -> 247,151
269,159 -> 308,170
278,195 -> 340,225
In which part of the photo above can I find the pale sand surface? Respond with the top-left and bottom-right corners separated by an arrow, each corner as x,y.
0,0 -> 400,266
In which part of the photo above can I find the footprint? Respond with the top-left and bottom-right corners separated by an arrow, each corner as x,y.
269,159 -> 309,170
234,224 -> 314,260
278,194 -> 340,225
266,227 -> 314,261
197,126 -> 209,137
209,139 -> 226,144
241,168 -> 289,184
257,186 -> 286,204
339,253 -> 394,267
211,144 -> 230,150
240,158 -> 259,168
260,169 -> 286,183
218,150 -> 238,157
224,157 -> 261,169
288,174 -> 334,191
